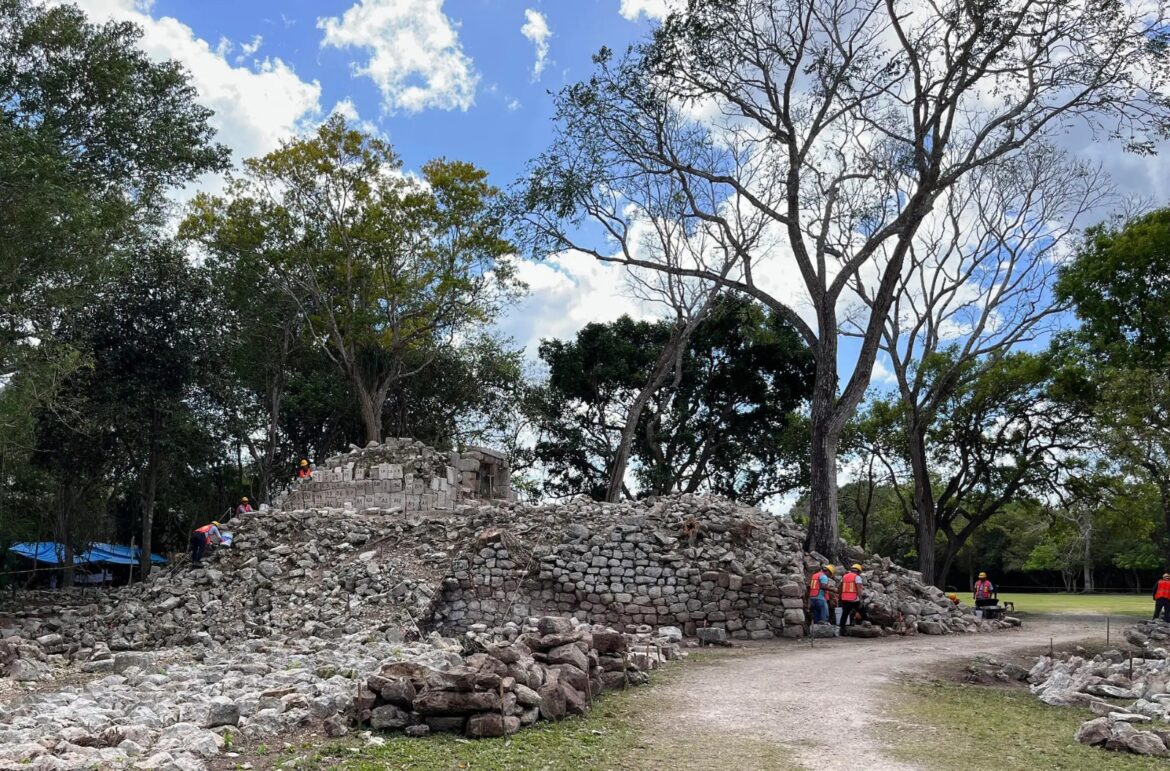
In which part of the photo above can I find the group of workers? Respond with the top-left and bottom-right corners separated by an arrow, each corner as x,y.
189,458 -> 313,565
808,563 -> 868,635
810,565 -> 1009,635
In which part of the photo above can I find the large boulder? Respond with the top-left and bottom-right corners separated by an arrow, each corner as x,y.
1125,731 -> 1168,756
1076,717 -> 1113,746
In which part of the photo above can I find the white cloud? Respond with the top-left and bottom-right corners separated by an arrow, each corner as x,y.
239,34 -> 263,59
318,0 -> 478,114
618,0 -> 680,21
329,97 -> 382,137
520,9 -> 551,81
59,0 -> 322,166
506,98 -> 522,112
502,252 -> 659,357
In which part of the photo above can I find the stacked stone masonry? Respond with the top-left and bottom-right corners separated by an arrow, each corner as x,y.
273,438 -> 514,513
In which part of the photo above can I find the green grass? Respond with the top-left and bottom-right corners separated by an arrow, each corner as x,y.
890,681 -> 1165,770
295,684 -> 650,771
1000,593 -> 1151,617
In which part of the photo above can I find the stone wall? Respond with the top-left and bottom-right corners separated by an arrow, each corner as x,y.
429,497 -> 977,640
272,438 -> 513,513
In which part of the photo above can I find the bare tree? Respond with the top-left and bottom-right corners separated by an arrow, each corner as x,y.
604,210 -> 738,501
522,0 -> 1170,556
848,145 -> 1112,584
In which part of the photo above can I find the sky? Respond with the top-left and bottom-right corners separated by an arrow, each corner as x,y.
58,0 -> 1170,379
61,0 -> 682,360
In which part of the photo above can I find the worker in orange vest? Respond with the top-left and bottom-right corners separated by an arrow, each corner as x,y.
1153,573 -> 1170,622
190,521 -> 222,567
973,571 -> 997,608
838,563 -> 867,635
297,459 -> 312,481
236,496 -> 253,516
808,564 -> 835,624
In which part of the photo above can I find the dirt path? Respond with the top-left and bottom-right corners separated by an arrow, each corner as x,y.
623,618 -> 1109,771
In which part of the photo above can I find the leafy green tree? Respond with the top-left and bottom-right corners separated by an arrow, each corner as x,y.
860,352 -> 1084,584
533,295 -> 814,502
1056,208 -> 1170,563
0,0 -> 227,367
96,245 -> 221,576
1,0 -> 226,564
184,116 -> 522,443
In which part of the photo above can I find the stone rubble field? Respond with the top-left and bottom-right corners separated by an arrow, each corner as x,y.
0,492 -> 1016,770
1030,620 -> 1170,757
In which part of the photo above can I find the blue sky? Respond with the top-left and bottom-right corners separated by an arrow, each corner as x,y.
146,0 -> 650,186
66,0 -> 679,357
60,0 -> 1170,385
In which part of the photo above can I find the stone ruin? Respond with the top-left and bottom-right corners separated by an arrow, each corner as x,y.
0,439 -> 1018,770
273,438 -> 514,513
1030,619 -> 1170,758
276,438 -> 514,512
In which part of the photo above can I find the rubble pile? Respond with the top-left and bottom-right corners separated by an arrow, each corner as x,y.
0,438 -> 1018,769
1029,621 -> 1170,757
1,494 -> 1013,660
356,616 -> 677,738
0,619 -> 676,770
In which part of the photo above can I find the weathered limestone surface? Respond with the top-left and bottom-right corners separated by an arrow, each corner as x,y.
1032,620 -> 1170,758
0,440 -> 1014,769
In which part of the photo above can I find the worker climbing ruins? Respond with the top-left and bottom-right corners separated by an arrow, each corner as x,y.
236,496 -> 253,516
973,571 -> 998,608
1153,573 -> 1170,622
297,458 -> 313,481
190,520 -> 222,567
808,564 -> 834,624
838,563 -> 866,635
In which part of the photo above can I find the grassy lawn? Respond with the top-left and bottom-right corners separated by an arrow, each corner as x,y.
245,663 -> 697,771
264,693 -> 642,771
890,681 -> 1166,770
1000,593 -> 1151,617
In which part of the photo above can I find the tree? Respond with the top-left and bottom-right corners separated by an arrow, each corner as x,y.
534,295 -> 814,502
1056,208 -> 1170,562
861,352 -> 1085,584
0,0 -> 227,368
82,242 -> 220,577
197,221 -> 308,503
184,116 -> 522,443
1,0 -> 226,567
521,0 -> 1170,556
849,144 -> 1109,584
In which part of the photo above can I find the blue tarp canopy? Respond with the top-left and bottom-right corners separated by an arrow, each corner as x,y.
85,543 -> 167,566
7,541 -> 166,566
7,542 -> 76,565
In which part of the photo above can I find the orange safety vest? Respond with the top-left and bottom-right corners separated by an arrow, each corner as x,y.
1155,580 -> 1170,600
194,524 -> 214,534
974,580 -> 993,599
297,467 -> 312,479
840,572 -> 860,602
809,571 -> 827,598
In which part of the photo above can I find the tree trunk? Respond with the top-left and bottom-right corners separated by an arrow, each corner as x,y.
806,382 -> 840,558
606,325 -> 691,502
906,425 -> 938,586
356,386 -> 385,445
938,541 -> 961,592
1160,481 -> 1170,568
139,414 -> 160,579
1082,530 -> 1094,593
59,484 -> 74,589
